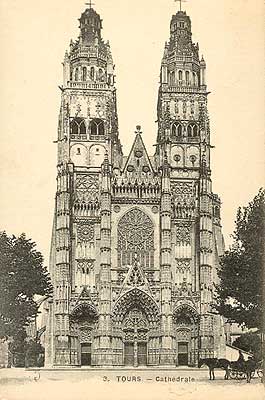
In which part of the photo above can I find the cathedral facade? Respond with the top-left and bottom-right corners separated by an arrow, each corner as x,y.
45,6 -> 226,367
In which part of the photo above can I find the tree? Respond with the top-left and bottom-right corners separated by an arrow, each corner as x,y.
0,232 -> 52,341
233,333 -> 262,361
214,189 -> 264,329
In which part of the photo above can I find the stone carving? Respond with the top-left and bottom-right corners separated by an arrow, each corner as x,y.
171,182 -> 195,218
113,205 -> 121,213
113,288 -> 159,323
176,260 -> 191,271
123,309 -> 149,340
175,223 -> 191,244
118,209 -> 153,246
75,175 -> 99,203
171,181 -> 194,200
151,205 -> 159,214
127,260 -> 145,287
76,259 -> 94,273
77,223 -> 94,243
79,329 -> 92,343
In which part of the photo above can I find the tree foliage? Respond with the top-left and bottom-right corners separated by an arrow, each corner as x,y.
0,232 -> 52,338
214,189 -> 264,329
233,333 -> 262,361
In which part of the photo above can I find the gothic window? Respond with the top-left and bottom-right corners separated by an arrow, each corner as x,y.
70,117 -> 87,136
185,71 -> 190,84
70,119 -> 79,135
82,67 -> 87,81
117,209 -> 154,270
90,67 -> 95,80
98,68 -> 104,82
193,72 -> 197,86
187,123 -> 198,137
170,71 -> 175,85
75,68 -> 79,81
178,70 -> 183,81
90,118 -> 105,136
172,122 -> 182,137
79,120 -> 86,134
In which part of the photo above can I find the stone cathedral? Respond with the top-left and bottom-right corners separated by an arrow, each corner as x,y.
45,6 -> 226,367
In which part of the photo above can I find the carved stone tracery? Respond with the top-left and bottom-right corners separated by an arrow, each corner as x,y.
175,222 -> 191,244
117,209 -> 154,269
77,223 -> 95,243
75,175 -> 99,203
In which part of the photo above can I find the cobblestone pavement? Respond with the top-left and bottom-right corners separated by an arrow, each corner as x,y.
0,368 -> 264,400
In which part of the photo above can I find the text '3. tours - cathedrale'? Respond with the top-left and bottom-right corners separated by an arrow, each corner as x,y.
44,4 -> 226,368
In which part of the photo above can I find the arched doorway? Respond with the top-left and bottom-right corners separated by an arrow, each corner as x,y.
173,304 -> 199,366
70,302 -> 98,366
112,288 -> 160,366
123,308 -> 149,366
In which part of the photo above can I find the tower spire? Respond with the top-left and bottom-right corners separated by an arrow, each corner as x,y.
174,0 -> 187,12
85,0 -> 95,9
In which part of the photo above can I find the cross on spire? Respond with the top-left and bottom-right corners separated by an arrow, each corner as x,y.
174,0 -> 187,11
85,0 -> 95,9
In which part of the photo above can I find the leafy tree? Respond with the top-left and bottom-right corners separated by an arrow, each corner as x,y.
0,232 -> 52,340
25,339 -> 45,368
233,332 -> 262,361
214,189 -> 264,329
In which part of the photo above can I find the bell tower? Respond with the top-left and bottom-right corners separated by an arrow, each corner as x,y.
155,9 -> 225,364
45,5 -> 122,367
59,7 -> 122,169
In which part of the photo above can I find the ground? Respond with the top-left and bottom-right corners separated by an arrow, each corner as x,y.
0,368 -> 264,400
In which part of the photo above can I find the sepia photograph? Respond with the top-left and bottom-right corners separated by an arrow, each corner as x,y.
0,0 -> 264,399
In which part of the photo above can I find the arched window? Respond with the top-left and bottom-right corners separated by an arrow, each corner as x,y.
70,119 -> 79,135
90,67 -> 95,80
90,118 -> 105,136
170,71 -> 175,85
70,117 -> 86,136
98,68 -> 104,82
187,123 -> 198,137
82,67 -> 87,81
185,71 -> 190,84
172,122 -> 182,137
193,72 -> 196,86
75,68 -> 79,81
178,70 -> 183,81
79,120 -> 86,134
117,208 -> 154,270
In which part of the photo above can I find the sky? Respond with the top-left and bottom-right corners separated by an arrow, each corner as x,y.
0,0 -> 264,266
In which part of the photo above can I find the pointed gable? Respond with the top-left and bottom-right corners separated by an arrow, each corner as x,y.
77,286 -> 93,304
118,254 -> 153,298
123,126 -> 154,175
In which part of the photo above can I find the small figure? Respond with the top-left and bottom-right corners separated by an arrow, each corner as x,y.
237,350 -> 244,364
245,356 -> 256,383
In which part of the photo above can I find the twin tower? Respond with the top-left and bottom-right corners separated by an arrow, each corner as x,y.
45,6 -> 226,367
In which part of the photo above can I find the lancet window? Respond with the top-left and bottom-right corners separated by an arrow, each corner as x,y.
187,123 -> 198,137
90,118 -> 105,136
82,67 -> 87,81
70,117 -> 87,136
172,122 -> 183,138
